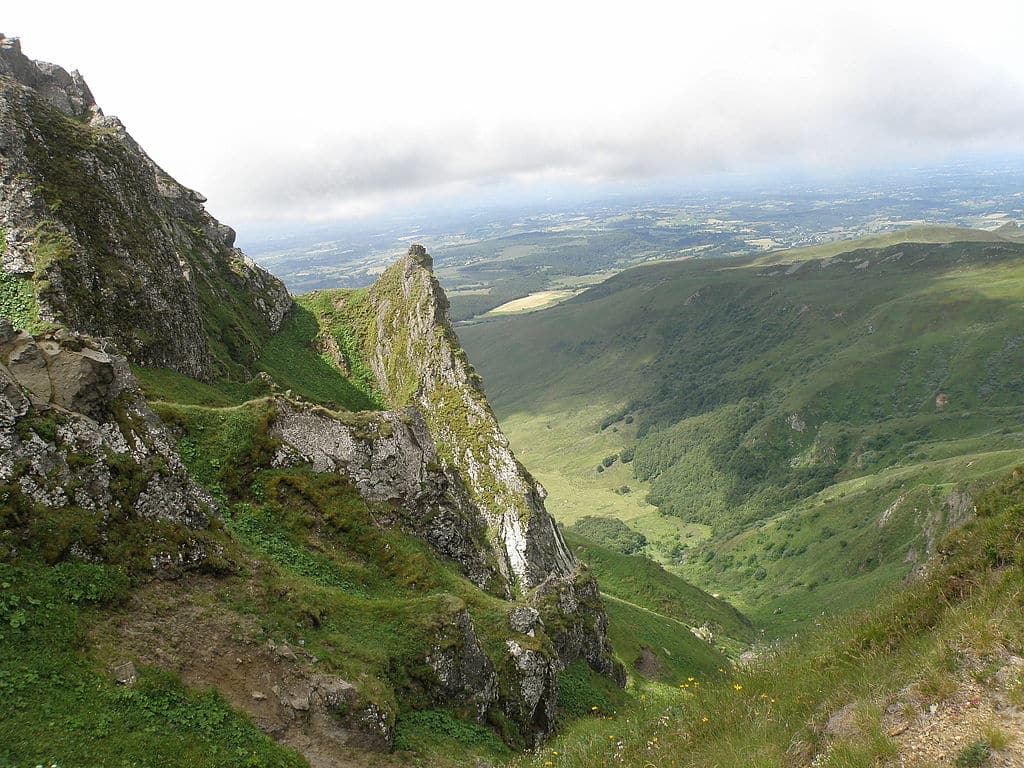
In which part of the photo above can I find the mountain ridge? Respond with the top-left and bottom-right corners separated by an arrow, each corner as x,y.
0,34 -> 291,380
0,38 -> 657,765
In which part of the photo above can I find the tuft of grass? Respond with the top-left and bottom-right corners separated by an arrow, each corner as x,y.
955,740 -> 992,768
557,659 -> 629,719
0,269 -> 44,333
393,709 -> 511,762
983,724 -> 1009,752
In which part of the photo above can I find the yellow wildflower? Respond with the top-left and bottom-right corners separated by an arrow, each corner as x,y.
733,684 -> 743,691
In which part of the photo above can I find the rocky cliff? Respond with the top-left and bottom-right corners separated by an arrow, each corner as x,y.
0,317 -> 216,567
0,37 -> 623,759
321,246 -> 623,686
0,35 -> 290,380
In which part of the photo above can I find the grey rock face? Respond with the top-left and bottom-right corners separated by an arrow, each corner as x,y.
425,608 -> 498,718
0,37 -> 291,379
534,570 -> 625,686
270,400 -> 496,589
509,606 -> 541,635
363,247 -> 577,591
0,327 -> 215,538
0,36 -> 97,121
276,674 -> 394,751
503,639 -> 559,746
112,661 -> 138,687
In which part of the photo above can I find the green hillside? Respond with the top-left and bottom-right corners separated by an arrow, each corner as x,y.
752,224 -> 1021,266
514,468 -> 1024,768
561,530 -> 752,681
3,282 -> 734,768
563,531 -> 752,647
460,230 -> 1024,634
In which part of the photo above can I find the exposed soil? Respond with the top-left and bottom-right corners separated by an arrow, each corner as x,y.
634,646 -> 663,678
88,575 -> 409,768
884,654 -> 1024,767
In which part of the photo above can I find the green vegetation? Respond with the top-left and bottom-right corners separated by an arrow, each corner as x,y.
393,709 -> 512,763
955,740 -> 992,768
0,270 -> 42,333
133,290 -> 381,411
510,468 -> 1024,768
568,516 -> 646,554
0,560 -> 305,768
603,595 -> 728,684
563,531 -> 751,648
462,235 -> 1024,633
0,226 -> 44,333
752,224 -> 1017,266
256,293 -> 380,410
133,365 -> 269,407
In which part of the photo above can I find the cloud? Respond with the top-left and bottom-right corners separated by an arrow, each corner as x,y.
8,1 -> 1024,224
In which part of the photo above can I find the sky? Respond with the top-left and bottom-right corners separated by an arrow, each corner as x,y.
6,1 -> 1024,227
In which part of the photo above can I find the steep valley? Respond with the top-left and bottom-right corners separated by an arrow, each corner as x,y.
3,33 -> 1024,768
461,234 -> 1024,633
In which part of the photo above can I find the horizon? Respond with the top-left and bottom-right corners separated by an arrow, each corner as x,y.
6,1 -> 1024,231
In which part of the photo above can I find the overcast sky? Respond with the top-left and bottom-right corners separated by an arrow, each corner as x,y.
7,1 -> 1024,226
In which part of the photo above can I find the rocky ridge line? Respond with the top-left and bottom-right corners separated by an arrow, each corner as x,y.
0,35 -> 291,380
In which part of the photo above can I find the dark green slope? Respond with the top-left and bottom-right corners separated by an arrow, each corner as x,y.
460,233 -> 1024,632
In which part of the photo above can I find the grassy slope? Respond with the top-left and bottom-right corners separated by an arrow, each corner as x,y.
563,532 -> 752,644
561,530 -> 751,682
752,224 -> 1018,265
134,291 -> 380,411
1,394 -> 518,767
0,560 -> 307,768
459,232 -> 1024,636
511,467 -> 1024,768
4,280 -> 732,766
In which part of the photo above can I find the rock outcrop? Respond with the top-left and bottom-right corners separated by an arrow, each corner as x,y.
359,246 -> 578,591
0,37 -> 623,753
270,387 -> 623,744
270,400 -> 498,590
0,35 -> 291,380
353,246 -> 623,692
0,318 -> 216,565
266,246 -> 624,743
